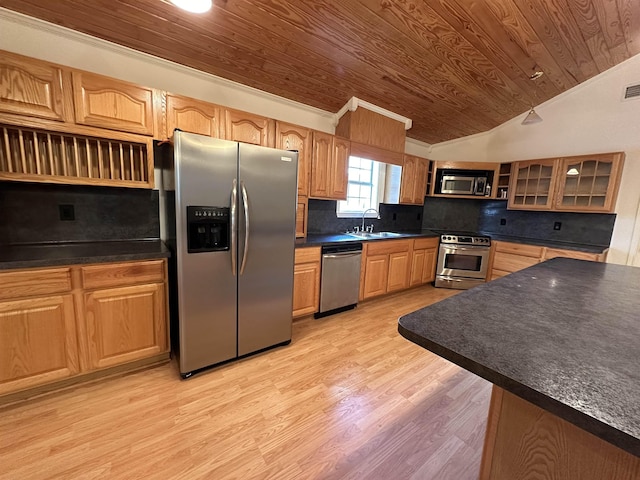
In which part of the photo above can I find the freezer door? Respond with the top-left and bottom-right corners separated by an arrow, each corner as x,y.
174,132 -> 238,374
237,144 -> 298,356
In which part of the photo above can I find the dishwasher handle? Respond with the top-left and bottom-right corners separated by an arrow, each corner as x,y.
323,252 -> 362,259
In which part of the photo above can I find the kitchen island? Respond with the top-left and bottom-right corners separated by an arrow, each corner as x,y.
398,258 -> 640,479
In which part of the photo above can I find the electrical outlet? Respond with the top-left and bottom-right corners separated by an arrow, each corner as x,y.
392,213 -> 397,221
553,221 -> 562,230
500,218 -> 507,225
59,204 -> 75,221
417,213 -> 421,221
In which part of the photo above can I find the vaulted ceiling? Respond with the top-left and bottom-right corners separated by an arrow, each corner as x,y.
3,0 -> 639,144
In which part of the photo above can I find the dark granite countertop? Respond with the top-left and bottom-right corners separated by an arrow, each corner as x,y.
296,230 -> 439,247
297,230 -> 608,253
0,239 -> 170,270
482,233 -> 608,253
398,258 -> 640,457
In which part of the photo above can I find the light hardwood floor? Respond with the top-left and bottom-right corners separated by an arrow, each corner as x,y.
0,285 -> 491,480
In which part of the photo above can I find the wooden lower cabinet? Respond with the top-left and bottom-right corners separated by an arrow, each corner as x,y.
0,294 -> 79,396
0,259 -> 169,400
293,247 -> 321,317
387,252 -> 410,292
362,255 -> 389,299
490,241 -> 607,280
410,237 -> 439,286
84,283 -> 167,370
480,387 -> 640,480
361,239 -> 411,300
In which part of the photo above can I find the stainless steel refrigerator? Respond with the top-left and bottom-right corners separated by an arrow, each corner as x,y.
162,131 -> 298,378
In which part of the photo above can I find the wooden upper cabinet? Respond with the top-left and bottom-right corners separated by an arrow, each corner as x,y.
400,155 -> 429,205
554,152 -> 624,213
0,51 -> 71,122
224,109 -> 274,147
310,131 -> 332,198
71,71 -> 155,136
331,137 -> 350,199
309,131 -> 349,200
276,122 -> 311,196
509,153 -> 624,213
508,159 -> 559,210
165,93 -> 223,139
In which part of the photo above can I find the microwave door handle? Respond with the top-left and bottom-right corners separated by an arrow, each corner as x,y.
230,179 -> 237,276
240,181 -> 250,275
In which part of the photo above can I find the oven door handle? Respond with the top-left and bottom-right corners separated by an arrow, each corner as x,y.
443,246 -> 489,252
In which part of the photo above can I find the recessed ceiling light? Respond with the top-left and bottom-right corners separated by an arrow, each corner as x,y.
170,0 -> 212,13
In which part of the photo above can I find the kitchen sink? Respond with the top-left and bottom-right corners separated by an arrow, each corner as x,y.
347,231 -> 403,239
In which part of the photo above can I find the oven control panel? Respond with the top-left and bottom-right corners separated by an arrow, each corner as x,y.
440,234 -> 491,246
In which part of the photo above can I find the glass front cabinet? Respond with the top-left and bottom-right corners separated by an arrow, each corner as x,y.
508,152 -> 624,213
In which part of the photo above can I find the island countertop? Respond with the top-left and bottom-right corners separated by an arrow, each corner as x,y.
398,258 -> 640,457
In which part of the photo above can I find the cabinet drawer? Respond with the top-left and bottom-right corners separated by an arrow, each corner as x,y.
542,248 -> 605,262
413,237 -> 439,249
0,268 -> 72,300
295,246 -> 321,264
494,241 -> 544,258
81,260 -> 165,289
366,239 -> 411,256
493,252 -> 540,273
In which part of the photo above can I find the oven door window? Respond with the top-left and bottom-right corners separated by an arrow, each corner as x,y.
444,253 -> 482,272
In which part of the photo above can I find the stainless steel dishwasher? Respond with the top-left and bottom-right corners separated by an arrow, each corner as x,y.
315,242 -> 363,318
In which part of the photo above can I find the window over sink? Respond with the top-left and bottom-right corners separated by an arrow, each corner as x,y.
336,155 -> 401,218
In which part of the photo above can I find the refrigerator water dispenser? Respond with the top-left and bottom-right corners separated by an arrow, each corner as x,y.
187,206 -> 230,253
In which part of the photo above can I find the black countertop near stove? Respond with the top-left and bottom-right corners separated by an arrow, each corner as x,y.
0,240 -> 170,270
398,258 -> 640,457
296,229 -> 608,253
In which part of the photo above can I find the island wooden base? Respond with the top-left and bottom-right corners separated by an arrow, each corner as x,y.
479,386 -> 640,480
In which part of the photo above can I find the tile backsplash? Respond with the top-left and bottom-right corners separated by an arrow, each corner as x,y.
0,182 -> 160,245
421,197 -> 615,247
307,199 -> 423,234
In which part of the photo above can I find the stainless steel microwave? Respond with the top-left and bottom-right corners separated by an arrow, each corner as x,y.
441,175 -> 487,196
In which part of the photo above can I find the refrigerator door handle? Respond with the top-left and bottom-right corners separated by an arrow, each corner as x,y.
240,181 -> 250,275
230,179 -> 238,276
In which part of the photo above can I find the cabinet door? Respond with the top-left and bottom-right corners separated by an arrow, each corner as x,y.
310,131 -> 332,198
413,157 -> 430,204
224,109 -> 273,146
554,153 -> 624,213
410,249 -> 426,286
362,255 -> 389,299
84,283 -> 167,370
508,159 -> 559,210
0,52 -> 70,122
276,122 -> 311,196
422,248 -> 437,283
400,155 -> 417,204
165,93 -> 223,138
296,197 -> 307,238
330,137 -> 350,199
387,251 -> 410,292
292,262 -> 320,317
71,71 -> 155,135
0,294 -> 78,395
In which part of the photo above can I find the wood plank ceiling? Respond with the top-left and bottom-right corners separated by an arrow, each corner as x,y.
3,0 -> 639,144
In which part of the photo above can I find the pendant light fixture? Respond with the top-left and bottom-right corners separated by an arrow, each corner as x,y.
170,0 -> 212,13
522,70 -> 544,125
522,106 -> 543,125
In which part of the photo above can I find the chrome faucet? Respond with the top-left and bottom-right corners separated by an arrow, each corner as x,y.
361,208 -> 380,232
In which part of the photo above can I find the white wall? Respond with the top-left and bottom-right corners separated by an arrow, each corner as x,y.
430,54 -> 640,266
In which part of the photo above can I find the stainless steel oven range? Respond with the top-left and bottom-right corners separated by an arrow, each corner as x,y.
435,234 -> 491,290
